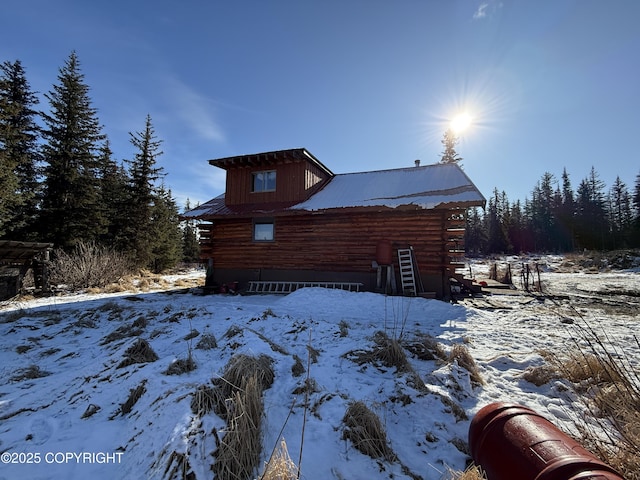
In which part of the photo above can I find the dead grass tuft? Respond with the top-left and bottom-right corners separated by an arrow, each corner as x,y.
449,344 -> 484,385
164,353 -> 197,375
183,329 -> 199,341
405,334 -> 447,361
291,355 -> 305,377
213,354 -> 274,405
550,323 -> 640,480
342,401 -> 395,461
212,373 -> 265,480
190,384 -> 217,416
195,332 -> 217,350
521,364 -> 558,386
101,322 -> 144,345
345,331 -> 411,373
444,464 -> 487,480
260,438 -> 298,480
117,338 -> 159,369
10,364 -> 51,382
210,354 -> 275,479
163,451 -> 194,480
120,380 -> 147,415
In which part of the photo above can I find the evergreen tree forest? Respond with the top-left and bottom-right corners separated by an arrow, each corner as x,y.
465,167 -> 640,255
0,53 -> 198,272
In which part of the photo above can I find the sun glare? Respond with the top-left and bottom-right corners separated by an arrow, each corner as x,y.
450,112 -> 473,134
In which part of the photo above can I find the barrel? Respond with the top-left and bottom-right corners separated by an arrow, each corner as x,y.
468,402 -> 624,480
376,240 -> 393,265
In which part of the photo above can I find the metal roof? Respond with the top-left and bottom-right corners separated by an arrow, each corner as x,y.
292,163 -> 486,211
183,157 -> 486,220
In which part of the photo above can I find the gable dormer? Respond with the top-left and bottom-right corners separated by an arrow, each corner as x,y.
209,148 -> 334,206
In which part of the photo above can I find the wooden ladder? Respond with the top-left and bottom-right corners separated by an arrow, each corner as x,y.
397,248 -> 417,296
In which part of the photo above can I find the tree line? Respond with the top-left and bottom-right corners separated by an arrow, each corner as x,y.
465,167 -> 640,255
0,53 -> 200,272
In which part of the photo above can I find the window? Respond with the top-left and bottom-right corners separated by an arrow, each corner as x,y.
253,220 -> 274,242
252,170 -> 276,192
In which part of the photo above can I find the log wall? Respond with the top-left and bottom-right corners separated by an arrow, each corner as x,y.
198,208 -> 466,277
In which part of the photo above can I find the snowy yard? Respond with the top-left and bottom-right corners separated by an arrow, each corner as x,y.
0,257 -> 638,480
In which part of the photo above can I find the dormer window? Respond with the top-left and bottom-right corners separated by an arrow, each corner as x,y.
252,170 -> 276,192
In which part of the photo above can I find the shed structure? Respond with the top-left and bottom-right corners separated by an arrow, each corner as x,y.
0,241 -> 53,300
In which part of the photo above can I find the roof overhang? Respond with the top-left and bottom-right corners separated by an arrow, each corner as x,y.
208,148 -> 334,177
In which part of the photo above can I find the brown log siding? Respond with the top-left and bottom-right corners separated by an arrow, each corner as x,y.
198,208 -> 466,275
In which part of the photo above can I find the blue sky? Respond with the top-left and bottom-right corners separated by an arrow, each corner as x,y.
3,0 -> 640,208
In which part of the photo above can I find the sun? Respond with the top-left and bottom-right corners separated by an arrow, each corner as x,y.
450,112 -> 473,134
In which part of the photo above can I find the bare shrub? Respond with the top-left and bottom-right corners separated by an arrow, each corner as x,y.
49,242 -> 131,290
342,401 -> 395,461
449,344 -> 484,385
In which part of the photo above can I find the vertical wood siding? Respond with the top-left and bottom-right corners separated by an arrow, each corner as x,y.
224,160 -> 331,205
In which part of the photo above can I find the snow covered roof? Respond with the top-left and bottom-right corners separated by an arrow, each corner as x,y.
292,163 -> 485,211
182,161 -> 485,219
181,194 -> 227,219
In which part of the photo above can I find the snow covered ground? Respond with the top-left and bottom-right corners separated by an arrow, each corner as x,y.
0,257 -> 638,480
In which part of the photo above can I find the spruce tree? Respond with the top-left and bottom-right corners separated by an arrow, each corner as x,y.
632,171 -> 640,247
150,185 -> 182,273
0,60 -> 41,239
96,140 -> 129,247
181,199 -> 201,262
439,129 -> 463,165
486,188 -> 510,253
40,52 -> 105,248
556,168 -> 575,251
123,114 -> 165,268
608,176 -> 633,248
575,167 -> 608,250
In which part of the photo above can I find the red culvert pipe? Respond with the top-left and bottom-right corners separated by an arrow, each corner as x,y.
468,402 -> 624,480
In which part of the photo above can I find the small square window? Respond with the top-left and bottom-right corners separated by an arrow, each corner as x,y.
253,221 -> 274,241
252,170 -> 276,192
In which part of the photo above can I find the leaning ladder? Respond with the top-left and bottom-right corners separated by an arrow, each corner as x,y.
397,248 -> 417,296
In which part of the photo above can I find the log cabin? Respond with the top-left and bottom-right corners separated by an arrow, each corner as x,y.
182,148 -> 485,298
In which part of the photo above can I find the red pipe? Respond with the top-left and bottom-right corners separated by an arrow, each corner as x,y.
468,402 -> 624,480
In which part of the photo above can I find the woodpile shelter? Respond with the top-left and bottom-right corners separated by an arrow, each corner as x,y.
0,241 -> 53,300
182,148 -> 486,299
